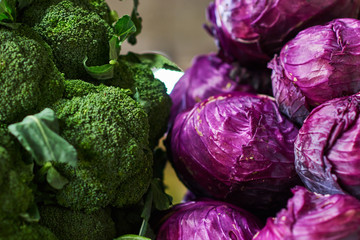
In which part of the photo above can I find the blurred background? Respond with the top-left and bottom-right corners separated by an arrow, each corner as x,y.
106,0 -> 216,203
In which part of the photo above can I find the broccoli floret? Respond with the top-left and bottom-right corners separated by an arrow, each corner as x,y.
19,0 -> 113,79
39,205 -> 116,240
101,56 -> 172,149
0,25 -> 65,124
2,223 -> 59,240
52,85 -> 153,212
0,126 -> 35,237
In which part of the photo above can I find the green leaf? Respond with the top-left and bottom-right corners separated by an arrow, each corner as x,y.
129,52 -> 182,72
151,178 -> 172,211
114,234 -> 151,240
83,56 -> 116,80
114,15 -> 136,44
128,0 -> 142,45
0,0 -> 15,23
8,108 -> 78,167
109,36 -> 120,61
19,202 -> 40,223
139,188 -> 153,237
46,166 -> 69,190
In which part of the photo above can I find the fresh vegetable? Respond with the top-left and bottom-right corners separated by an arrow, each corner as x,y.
253,186 -> 360,240
295,93 -> 360,198
169,92 -> 300,214
19,0 -> 114,79
206,0 -> 360,65
156,200 -> 263,240
269,18 -> 360,125
0,24 -> 64,124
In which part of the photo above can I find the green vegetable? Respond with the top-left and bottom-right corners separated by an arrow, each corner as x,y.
39,205 -> 116,240
0,25 -> 65,124
19,0 -> 114,79
52,84 -> 153,212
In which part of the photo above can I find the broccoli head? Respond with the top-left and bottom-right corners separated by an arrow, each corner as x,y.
0,25 -> 65,124
52,82 -> 153,212
2,223 -> 59,240
100,55 -> 172,149
19,0 -> 113,79
39,204 -> 116,240
0,125 -> 35,237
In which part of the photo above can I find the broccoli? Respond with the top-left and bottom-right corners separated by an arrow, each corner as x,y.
0,125 -> 32,235
0,125 -> 59,240
38,204 -> 116,240
19,0 -> 114,79
2,223 -> 59,240
52,82 -> 153,212
0,25 -> 65,124
99,55 -> 172,149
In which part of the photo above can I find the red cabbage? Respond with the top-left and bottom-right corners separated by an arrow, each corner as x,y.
254,186 -> 360,240
156,199 -> 263,240
295,93 -> 360,198
206,0 -> 360,65
170,92 -> 300,213
269,18 -> 360,125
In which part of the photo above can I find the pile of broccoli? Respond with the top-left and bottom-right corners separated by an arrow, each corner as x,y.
0,0 -> 173,239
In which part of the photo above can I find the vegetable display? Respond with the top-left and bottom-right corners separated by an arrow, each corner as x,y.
156,200 -> 263,240
269,18 -> 360,125
253,186 -> 360,240
3,0 -> 360,239
170,92 -> 300,214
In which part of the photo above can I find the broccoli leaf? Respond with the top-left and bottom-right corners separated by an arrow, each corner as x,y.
47,166 -> 69,190
151,178 -> 173,211
128,52 -> 182,72
19,202 -> 40,223
138,178 -> 172,237
128,0 -> 142,45
114,14 -> 137,44
8,108 -> 78,167
83,16 -> 135,80
0,0 -> 15,22
114,234 -> 151,240
83,56 -> 116,80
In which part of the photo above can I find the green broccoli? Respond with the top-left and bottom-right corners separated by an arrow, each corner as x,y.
2,223 -> 59,240
0,25 -> 65,124
98,55 -> 172,149
0,125 -> 59,240
19,0 -> 114,79
38,204 -> 116,240
52,82 -> 153,212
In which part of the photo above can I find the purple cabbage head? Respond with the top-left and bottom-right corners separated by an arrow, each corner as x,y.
269,18 -> 360,125
253,186 -> 360,240
169,53 -> 254,126
295,93 -> 360,198
170,92 -> 300,213
156,199 -> 263,240
206,0 -> 360,65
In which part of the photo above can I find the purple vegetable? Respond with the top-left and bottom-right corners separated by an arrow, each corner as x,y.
295,93 -> 360,198
269,18 -> 360,125
169,53 -> 253,126
170,92 -> 300,213
253,186 -> 360,240
206,0 -> 360,65
156,199 -> 263,240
